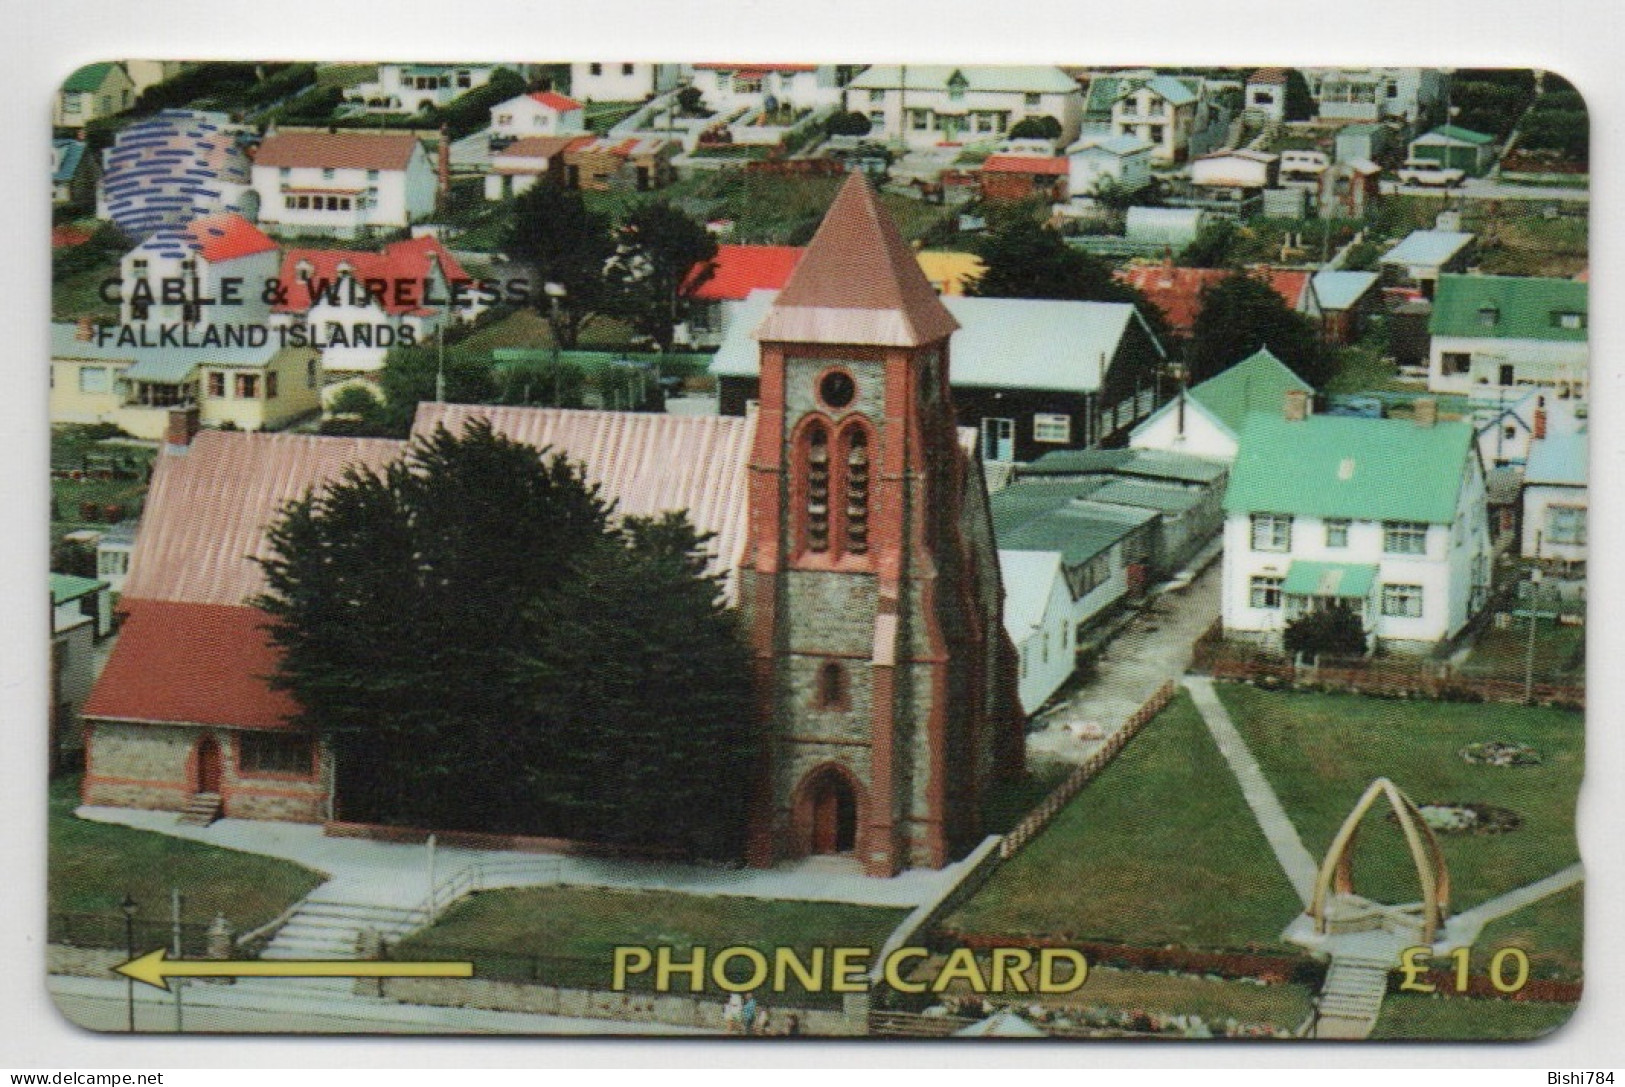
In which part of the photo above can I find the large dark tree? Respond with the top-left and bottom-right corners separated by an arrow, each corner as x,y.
1188,273 -> 1328,386
255,421 -> 756,859
606,202 -> 718,351
504,184 -> 616,349
372,344 -> 498,436
1283,69 -> 1315,122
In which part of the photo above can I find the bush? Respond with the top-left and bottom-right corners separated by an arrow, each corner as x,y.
1008,115 -> 1061,140
825,110 -> 872,137
51,538 -> 97,578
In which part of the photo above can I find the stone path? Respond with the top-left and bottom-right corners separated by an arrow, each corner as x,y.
1182,676 -> 1319,905
1450,862 -> 1585,939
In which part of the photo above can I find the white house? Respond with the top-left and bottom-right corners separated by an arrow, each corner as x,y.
115,212 -> 281,329
1190,148 -> 1278,191
1106,74 -> 1205,165
489,92 -> 587,143
1426,274 -> 1588,397
693,64 -> 849,114
348,63 -> 517,114
842,65 -> 1083,149
1065,134 -> 1153,199
1521,434 -> 1587,568
1303,67 -> 1446,127
1244,68 -> 1290,122
1474,389 -> 1584,470
1222,396 -> 1492,652
252,132 -> 437,238
1379,229 -> 1475,300
1131,347 -> 1311,464
999,550 -> 1076,714
570,62 -> 681,101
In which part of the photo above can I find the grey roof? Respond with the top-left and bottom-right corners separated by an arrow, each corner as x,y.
998,499 -> 1159,567
712,290 -> 1161,394
1524,434 -> 1587,488
1311,270 -> 1380,311
1024,446 -> 1227,485
1066,133 -> 1154,157
1125,206 -> 1205,244
1381,230 -> 1475,268
845,65 -> 1079,95
53,140 -> 87,183
1086,476 -> 1207,514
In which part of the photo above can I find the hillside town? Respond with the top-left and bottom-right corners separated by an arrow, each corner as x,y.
50,61 -> 1584,1041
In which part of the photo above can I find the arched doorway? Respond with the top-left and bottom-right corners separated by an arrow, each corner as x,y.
194,735 -> 223,795
798,764 -> 860,856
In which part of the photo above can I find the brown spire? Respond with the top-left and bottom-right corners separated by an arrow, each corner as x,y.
755,172 -> 959,347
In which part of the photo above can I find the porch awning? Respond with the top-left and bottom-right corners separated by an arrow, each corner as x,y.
122,355 -> 200,384
1282,560 -> 1377,599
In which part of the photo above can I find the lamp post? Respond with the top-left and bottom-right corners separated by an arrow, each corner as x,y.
119,893 -> 137,1033
1524,536 -> 1544,705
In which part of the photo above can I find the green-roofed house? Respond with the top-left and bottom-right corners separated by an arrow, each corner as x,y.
1221,405 -> 1491,651
1408,124 -> 1499,176
1427,274 -> 1589,397
56,62 -> 136,130
1130,347 -> 1312,463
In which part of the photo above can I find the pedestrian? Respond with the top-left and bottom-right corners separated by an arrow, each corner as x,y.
741,991 -> 759,1035
784,1013 -> 802,1037
724,992 -> 743,1034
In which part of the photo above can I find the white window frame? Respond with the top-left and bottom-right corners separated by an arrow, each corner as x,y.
1545,504 -> 1587,546
1380,583 -> 1424,619
1382,521 -> 1429,556
1324,519 -> 1350,548
1250,575 -> 1284,610
78,366 -> 109,394
1033,413 -> 1072,444
1251,513 -> 1292,553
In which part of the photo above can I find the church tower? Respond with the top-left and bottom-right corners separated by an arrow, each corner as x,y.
740,173 -> 1018,877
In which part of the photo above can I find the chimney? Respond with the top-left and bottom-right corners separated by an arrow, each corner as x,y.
166,406 -> 201,450
1283,388 -> 1310,422
1533,407 -> 1548,440
76,316 -> 95,342
1413,397 -> 1437,428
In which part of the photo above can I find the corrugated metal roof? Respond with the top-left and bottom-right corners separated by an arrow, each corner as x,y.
1186,347 -> 1313,436
51,573 -> 105,604
1429,274 -> 1588,342
1524,434 -> 1587,488
253,131 -> 422,171
1066,134 -> 1153,157
1381,230 -> 1475,269
1417,124 -> 1495,146
1312,270 -> 1380,311
51,322 -> 284,368
996,499 -> 1158,567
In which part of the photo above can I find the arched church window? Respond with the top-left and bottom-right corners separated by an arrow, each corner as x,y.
815,660 -> 848,710
843,427 -> 870,555
805,422 -> 830,553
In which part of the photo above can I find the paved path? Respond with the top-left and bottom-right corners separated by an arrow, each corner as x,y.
1451,862 -> 1585,935
1182,676 -> 1319,906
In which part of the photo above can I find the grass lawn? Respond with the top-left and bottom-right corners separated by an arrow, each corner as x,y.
1370,994 -> 1576,1041
314,63 -> 377,91
53,256 -> 123,322
395,885 -> 907,1004
51,425 -> 155,539
1215,684 -> 1582,977
946,693 -> 1304,950
1471,885 -> 1583,982
49,776 -> 326,941
1472,209 -> 1588,278
453,307 -> 639,352
1461,617 -> 1585,683
1326,341 -> 1406,396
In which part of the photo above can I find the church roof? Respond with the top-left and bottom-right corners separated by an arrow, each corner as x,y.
754,172 -> 959,348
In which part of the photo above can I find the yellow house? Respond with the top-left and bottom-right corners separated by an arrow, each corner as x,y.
52,323 -> 321,440
56,62 -> 136,130
915,251 -> 986,296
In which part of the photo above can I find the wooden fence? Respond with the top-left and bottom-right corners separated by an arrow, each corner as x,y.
999,679 -> 1177,860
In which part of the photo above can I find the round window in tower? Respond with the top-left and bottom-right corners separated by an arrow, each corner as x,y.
819,369 -> 856,409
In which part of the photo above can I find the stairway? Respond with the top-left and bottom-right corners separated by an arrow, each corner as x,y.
178,793 -> 222,826
1313,953 -> 1391,1039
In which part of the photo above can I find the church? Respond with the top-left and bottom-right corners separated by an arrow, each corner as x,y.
80,174 -> 1025,877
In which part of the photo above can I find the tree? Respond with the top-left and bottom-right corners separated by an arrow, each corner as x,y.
373,344 -> 498,436
1189,273 -> 1328,386
606,202 -> 717,351
504,184 -> 616,349
1283,606 -> 1368,662
255,420 -> 756,858
1283,69 -> 1315,122
1008,115 -> 1062,140
1179,219 -> 1241,269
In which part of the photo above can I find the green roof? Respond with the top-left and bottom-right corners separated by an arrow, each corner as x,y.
1429,275 -> 1589,342
51,573 -> 105,605
1281,561 -> 1377,599
1421,124 -> 1495,146
1223,413 -> 1474,524
63,62 -> 119,93
990,481 -> 1159,566
1188,348 -> 1313,436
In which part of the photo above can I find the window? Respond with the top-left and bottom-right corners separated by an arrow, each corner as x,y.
457,70 -> 472,88
805,423 -> 830,553
234,373 -> 260,399
239,733 -> 315,776
366,169 -> 379,182
1477,305 -> 1499,328
1442,351 -> 1471,375
1251,513 -> 1292,552
868,111 -> 884,126
815,661 -> 849,710
590,63 -> 603,76
1024,92 -> 1041,107
1504,424 -> 1518,441
63,95 -> 82,115
98,550 -> 129,578
1552,311 -> 1586,330
322,168 -> 336,180
843,427 -> 870,555
1383,521 -> 1428,555
78,366 -> 109,394
1325,519 -> 1350,548
1381,583 -> 1424,618
285,195 -> 298,210
1250,576 -> 1284,610
266,372 -> 279,399
622,63 -> 635,76
868,89 -> 884,104
131,258 -> 148,277
909,109 -> 932,131
1033,414 -> 1071,444
207,371 -> 225,398
1546,504 -> 1587,546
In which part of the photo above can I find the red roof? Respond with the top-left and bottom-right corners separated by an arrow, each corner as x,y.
51,225 -> 94,248
681,244 -> 806,301
83,601 -> 300,730
1249,67 -> 1290,86
1117,264 -> 1309,335
273,235 -> 471,316
529,91 -> 583,112
182,212 -> 279,263
253,131 -> 422,171
981,155 -> 1069,176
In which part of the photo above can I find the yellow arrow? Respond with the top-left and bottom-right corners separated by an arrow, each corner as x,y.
114,949 -> 474,991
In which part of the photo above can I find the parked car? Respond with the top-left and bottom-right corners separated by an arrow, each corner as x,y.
1395,160 -> 1465,187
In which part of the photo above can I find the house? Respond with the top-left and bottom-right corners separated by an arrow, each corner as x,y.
680,244 -> 806,347
252,131 -> 437,238
51,328 -> 322,440
1064,134 -> 1153,199
267,235 -> 477,375
1131,346 -> 1312,463
1302,67 -> 1446,127
51,573 -> 112,774
482,135 -> 582,200
1409,125 -> 1498,176
81,174 -> 1025,875
489,92 -> 587,144
95,521 -> 139,595
56,62 -> 135,130
1102,73 -> 1206,165
1244,68 -> 1290,122
122,61 -> 189,99
570,62 -> 682,102
913,251 -> 985,296
999,550 -> 1076,714
1379,230 -> 1475,299
1334,123 -> 1393,166
1190,148 -> 1278,192
843,65 -> 1082,149
1115,265 -> 1313,340
1310,270 -> 1382,344
979,155 -> 1068,203
1222,395 -> 1492,652
348,63 -> 516,114
1521,434 -> 1587,569
1426,274 -> 1588,396
711,289 -> 1168,461
1317,159 -> 1382,218
1473,389 -> 1583,471
52,139 -> 98,207
693,64 -> 850,113
561,136 -> 677,192
99,111 -> 257,241
114,213 -> 281,329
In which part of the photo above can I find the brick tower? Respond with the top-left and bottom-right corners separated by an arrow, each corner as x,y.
740,173 -> 1020,877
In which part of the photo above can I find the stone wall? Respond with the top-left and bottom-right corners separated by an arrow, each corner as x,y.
47,944 -> 126,979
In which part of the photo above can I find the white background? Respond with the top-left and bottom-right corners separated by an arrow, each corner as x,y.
1,0 -> 1620,1070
